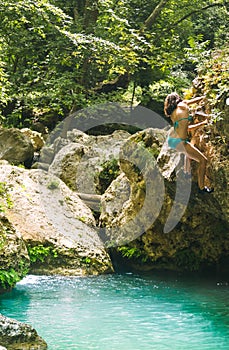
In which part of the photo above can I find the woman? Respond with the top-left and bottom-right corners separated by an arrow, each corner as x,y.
164,92 -> 213,193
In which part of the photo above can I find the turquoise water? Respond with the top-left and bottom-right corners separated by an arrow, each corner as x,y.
0,273 -> 228,350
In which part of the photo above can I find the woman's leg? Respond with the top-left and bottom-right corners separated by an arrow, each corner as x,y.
184,155 -> 191,174
177,142 -> 207,189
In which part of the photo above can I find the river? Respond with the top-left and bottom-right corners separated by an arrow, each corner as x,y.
0,272 -> 228,349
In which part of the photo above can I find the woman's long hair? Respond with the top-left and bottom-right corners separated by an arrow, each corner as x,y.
164,92 -> 183,117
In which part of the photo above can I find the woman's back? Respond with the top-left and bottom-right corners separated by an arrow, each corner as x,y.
170,102 -> 190,138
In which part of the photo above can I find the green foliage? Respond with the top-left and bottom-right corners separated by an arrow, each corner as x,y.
0,0 -> 74,127
96,158 -> 120,194
0,259 -> 29,290
142,70 -> 191,106
0,268 -> 21,289
118,246 -> 148,262
191,2 -> 229,48
80,257 -> 92,265
0,0 -> 227,129
197,47 -> 229,108
0,182 -> 5,197
185,35 -> 211,64
28,244 -> 58,263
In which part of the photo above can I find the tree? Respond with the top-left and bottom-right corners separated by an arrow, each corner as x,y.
0,0 -> 228,129
0,0 -> 74,126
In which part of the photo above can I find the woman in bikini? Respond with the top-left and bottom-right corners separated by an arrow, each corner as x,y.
164,92 -> 213,193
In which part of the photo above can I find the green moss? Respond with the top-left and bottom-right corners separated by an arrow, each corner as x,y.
174,248 -> 200,271
147,146 -> 160,158
0,233 -> 6,250
75,216 -> 87,223
47,180 -> 59,190
0,182 -> 5,197
0,182 -> 13,212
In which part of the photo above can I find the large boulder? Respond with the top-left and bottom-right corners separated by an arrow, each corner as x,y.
100,128 -> 167,246
0,314 -> 47,350
0,128 -> 34,167
0,163 -> 113,276
20,128 -> 45,152
0,213 -> 30,292
100,128 -> 229,272
40,129 -> 130,194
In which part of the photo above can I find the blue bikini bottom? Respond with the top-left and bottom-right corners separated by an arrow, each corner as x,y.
168,136 -> 189,150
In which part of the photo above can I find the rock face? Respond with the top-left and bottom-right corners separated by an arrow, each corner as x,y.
100,173 -> 131,231
0,128 -> 34,167
100,128 -> 167,246
0,163 -> 113,276
0,214 -> 30,292
20,128 -> 45,152
100,128 -> 229,272
0,119 -> 228,276
0,314 -> 47,350
39,129 -> 130,194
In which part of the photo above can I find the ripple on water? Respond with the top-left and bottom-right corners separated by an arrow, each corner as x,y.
0,273 -> 228,350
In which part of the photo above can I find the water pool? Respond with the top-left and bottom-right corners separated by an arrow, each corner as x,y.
0,273 -> 228,349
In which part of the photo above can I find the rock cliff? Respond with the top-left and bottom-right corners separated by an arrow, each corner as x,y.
1,120 -> 228,278
100,127 -> 229,272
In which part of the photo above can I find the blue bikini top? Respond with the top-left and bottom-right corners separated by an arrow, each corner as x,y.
174,115 -> 193,129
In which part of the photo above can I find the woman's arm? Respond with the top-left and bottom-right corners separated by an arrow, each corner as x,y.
183,96 -> 205,105
188,119 -> 208,131
194,111 -> 209,117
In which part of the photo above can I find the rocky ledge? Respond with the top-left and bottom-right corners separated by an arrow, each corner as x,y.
0,314 -> 47,350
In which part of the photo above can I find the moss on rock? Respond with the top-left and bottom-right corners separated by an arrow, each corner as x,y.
0,214 -> 30,292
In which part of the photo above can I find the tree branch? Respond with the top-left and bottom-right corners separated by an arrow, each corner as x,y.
144,0 -> 170,29
165,2 -> 228,32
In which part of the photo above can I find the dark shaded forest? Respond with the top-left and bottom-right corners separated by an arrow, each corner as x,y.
0,0 -> 228,131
